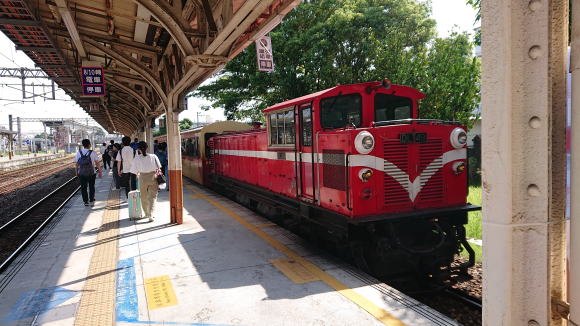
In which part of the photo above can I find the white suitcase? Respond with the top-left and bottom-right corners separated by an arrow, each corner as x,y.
128,190 -> 142,219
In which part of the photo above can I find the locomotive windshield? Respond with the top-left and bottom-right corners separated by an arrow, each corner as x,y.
374,93 -> 412,122
320,93 -> 362,129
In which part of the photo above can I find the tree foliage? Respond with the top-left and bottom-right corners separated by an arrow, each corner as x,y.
194,0 -> 480,126
179,118 -> 193,130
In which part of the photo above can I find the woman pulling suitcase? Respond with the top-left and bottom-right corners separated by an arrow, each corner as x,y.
130,141 -> 162,222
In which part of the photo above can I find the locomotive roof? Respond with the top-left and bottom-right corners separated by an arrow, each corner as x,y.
263,81 -> 426,113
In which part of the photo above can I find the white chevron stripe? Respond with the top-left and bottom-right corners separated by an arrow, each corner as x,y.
214,148 -> 467,202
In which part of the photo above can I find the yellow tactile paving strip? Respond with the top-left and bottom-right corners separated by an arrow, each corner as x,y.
187,185 -> 408,326
270,258 -> 320,283
74,189 -> 120,326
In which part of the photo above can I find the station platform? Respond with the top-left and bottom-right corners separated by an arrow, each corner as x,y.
0,172 -> 459,326
0,153 -> 68,170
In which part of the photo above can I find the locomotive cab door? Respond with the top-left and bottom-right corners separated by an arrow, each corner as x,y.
299,103 -> 315,201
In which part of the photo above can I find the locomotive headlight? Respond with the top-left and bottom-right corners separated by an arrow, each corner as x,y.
355,131 -> 375,154
359,168 -> 373,182
453,161 -> 466,174
450,128 -> 468,148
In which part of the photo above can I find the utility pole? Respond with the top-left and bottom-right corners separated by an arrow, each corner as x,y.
44,124 -> 48,153
8,115 -> 12,159
16,117 -> 21,156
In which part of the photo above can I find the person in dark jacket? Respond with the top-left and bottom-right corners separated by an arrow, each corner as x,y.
111,143 -> 122,189
154,142 -> 169,191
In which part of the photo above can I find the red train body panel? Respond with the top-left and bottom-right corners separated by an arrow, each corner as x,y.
210,81 -> 470,220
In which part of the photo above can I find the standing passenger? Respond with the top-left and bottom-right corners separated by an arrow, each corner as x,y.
130,138 -> 139,150
117,136 -> 137,198
101,142 -> 111,170
74,139 -> 102,207
111,143 -> 121,189
153,139 -> 159,153
131,141 -> 161,222
155,142 -> 169,191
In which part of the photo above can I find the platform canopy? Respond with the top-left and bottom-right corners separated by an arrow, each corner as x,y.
0,0 -> 300,135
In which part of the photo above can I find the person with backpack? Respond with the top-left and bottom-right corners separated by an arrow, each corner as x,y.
117,136 -> 137,198
73,139 -> 103,207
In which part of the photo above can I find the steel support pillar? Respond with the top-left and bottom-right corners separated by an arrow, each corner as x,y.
481,0 -> 568,325
166,105 -> 183,224
569,0 -> 580,323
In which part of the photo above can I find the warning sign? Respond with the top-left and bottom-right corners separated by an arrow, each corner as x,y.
256,36 -> 274,72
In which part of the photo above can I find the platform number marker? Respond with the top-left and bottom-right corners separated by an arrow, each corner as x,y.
145,275 -> 178,310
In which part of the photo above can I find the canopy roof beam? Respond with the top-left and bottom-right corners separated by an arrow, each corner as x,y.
131,0 -> 195,56
54,0 -> 87,58
83,37 -> 167,104
107,78 -> 153,113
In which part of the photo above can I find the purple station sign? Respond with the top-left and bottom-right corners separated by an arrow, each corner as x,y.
80,66 -> 106,96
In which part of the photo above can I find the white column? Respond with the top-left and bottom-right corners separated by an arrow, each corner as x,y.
481,0 -> 568,325
569,0 -> 580,323
166,102 -> 183,224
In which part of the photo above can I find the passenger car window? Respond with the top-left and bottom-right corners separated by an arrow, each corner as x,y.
375,93 -> 412,122
320,94 -> 362,129
268,107 -> 295,146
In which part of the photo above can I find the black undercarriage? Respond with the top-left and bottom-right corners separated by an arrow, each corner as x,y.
209,174 -> 480,282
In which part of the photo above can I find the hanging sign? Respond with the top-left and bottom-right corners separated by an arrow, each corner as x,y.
255,36 -> 274,72
80,67 -> 106,96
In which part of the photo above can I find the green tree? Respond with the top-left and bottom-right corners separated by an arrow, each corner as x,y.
179,118 -> 193,130
418,33 -> 481,125
194,0 -> 480,126
465,0 -> 481,45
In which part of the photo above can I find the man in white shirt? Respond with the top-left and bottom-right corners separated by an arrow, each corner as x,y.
117,136 -> 137,198
73,139 -> 103,206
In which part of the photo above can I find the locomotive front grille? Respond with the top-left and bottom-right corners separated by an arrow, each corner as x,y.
322,149 -> 346,190
383,139 -> 409,205
417,138 -> 444,202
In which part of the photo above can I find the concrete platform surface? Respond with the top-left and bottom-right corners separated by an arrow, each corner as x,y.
0,172 -> 459,326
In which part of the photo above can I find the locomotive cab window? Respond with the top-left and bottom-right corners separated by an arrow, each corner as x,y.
268,108 -> 295,146
320,94 -> 362,129
374,93 -> 412,122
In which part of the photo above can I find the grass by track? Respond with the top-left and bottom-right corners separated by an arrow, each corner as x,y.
460,186 -> 483,263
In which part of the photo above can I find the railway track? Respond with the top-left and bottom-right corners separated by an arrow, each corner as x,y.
444,287 -> 482,310
0,177 -> 79,273
0,157 -> 74,195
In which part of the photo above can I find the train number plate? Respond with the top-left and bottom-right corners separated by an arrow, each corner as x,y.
399,132 -> 427,144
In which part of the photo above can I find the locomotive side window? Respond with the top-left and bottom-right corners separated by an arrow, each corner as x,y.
268,107 -> 295,146
374,93 -> 412,122
320,94 -> 362,129
301,106 -> 312,146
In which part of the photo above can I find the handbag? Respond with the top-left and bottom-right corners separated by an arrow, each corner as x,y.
155,159 -> 166,185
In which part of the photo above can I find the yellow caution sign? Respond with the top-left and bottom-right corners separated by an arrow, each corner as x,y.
271,258 -> 320,284
145,276 -> 178,310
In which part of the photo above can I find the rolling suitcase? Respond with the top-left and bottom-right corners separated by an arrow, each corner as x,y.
128,190 -> 142,219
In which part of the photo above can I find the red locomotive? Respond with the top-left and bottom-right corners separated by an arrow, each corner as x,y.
171,80 -> 479,279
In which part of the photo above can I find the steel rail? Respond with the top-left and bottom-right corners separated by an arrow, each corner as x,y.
443,288 -> 482,310
0,176 -> 79,273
